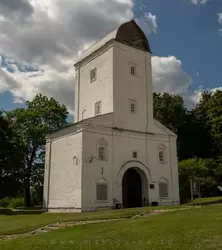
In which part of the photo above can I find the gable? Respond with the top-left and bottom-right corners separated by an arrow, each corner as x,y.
153,119 -> 176,137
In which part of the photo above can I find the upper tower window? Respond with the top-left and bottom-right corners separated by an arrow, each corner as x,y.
90,68 -> 97,82
129,62 -> 137,76
95,101 -> 102,116
129,99 -> 137,114
131,66 -> 135,75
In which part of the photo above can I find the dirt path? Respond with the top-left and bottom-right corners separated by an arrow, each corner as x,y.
0,208 -> 190,241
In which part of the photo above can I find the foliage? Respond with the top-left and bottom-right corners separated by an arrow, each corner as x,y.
8,198 -> 25,209
5,94 -> 68,206
0,113 -> 23,198
0,197 -> 11,208
179,158 -> 222,203
0,197 -> 25,209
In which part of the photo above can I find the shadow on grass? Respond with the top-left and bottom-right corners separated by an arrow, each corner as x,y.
0,208 -> 44,216
186,199 -> 222,206
198,199 -> 222,206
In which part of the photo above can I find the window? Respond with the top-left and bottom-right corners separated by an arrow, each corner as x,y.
95,101 -> 101,116
90,68 -> 97,82
131,66 -> 135,75
150,184 -> 155,189
98,146 -> 105,160
97,138 -> 108,161
129,99 -> 136,114
96,184 -> 108,201
132,151 -> 137,158
158,145 -> 166,163
129,62 -> 137,76
159,182 -> 168,198
159,150 -> 164,162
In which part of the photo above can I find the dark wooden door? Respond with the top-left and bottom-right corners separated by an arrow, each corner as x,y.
122,168 -> 142,208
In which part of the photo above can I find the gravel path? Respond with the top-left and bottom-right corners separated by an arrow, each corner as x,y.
0,208 -> 190,241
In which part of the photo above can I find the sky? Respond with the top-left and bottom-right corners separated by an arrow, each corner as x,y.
0,0 -> 222,115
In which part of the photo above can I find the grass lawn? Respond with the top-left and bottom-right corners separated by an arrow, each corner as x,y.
0,205 -> 183,235
1,205 -> 222,250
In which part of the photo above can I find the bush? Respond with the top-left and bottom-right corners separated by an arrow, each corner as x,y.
0,197 -> 11,208
0,208 -> 14,215
8,197 -> 25,208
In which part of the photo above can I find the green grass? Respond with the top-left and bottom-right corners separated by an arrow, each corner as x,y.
1,205 -> 222,249
0,206 -> 182,235
193,196 -> 222,205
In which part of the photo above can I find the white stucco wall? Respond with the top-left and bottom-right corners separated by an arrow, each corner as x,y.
80,118 -> 179,211
44,132 -> 83,212
113,41 -> 154,132
81,129 -> 114,211
75,45 -> 114,122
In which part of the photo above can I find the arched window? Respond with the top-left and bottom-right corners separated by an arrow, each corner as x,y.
159,178 -> 169,198
158,144 -> 166,163
97,138 -> 108,161
96,178 -> 108,201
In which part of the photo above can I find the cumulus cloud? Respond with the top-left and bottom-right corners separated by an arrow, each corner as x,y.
0,0 -> 198,113
152,56 -> 197,108
191,0 -> 210,4
0,0 -> 134,111
218,13 -> 222,25
0,0 -> 34,18
136,12 -> 157,35
217,13 -> 222,35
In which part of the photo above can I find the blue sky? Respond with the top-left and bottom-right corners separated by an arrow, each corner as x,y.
135,0 -> 222,91
0,0 -> 222,113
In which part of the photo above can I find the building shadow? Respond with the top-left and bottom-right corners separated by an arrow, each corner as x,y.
0,208 -> 44,216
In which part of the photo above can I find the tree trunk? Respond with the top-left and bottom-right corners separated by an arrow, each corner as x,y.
24,176 -> 31,207
24,146 -> 37,207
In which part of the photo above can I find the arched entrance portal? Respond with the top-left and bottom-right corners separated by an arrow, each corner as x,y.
122,168 -> 148,208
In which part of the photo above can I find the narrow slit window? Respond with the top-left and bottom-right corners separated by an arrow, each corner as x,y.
129,99 -> 137,114
90,68 -> 97,82
95,101 -> 101,115
132,151 -> 137,158
98,146 -> 105,161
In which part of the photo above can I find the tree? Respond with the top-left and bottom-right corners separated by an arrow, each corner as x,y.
153,93 -> 190,160
153,93 -> 187,133
5,94 -> 68,206
194,90 -> 222,158
179,157 -> 222,203
206,90 -> 222,156
0,112 -> 23,198
194,91 -> 214,158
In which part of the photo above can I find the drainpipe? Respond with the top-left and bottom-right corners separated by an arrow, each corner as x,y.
145,54 -> 149,204
46,138 -> 52,210
169,135 -> 174,205
82,109 -> 86,120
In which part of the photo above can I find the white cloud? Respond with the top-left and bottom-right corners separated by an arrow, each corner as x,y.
218,13 -> 222,25
136,12 -> 157,35
217,13 -> 222,35
0,0 -> 135,111
0,0 -> 205,113
191,0 -> 210,4
152,56 -> 198,108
